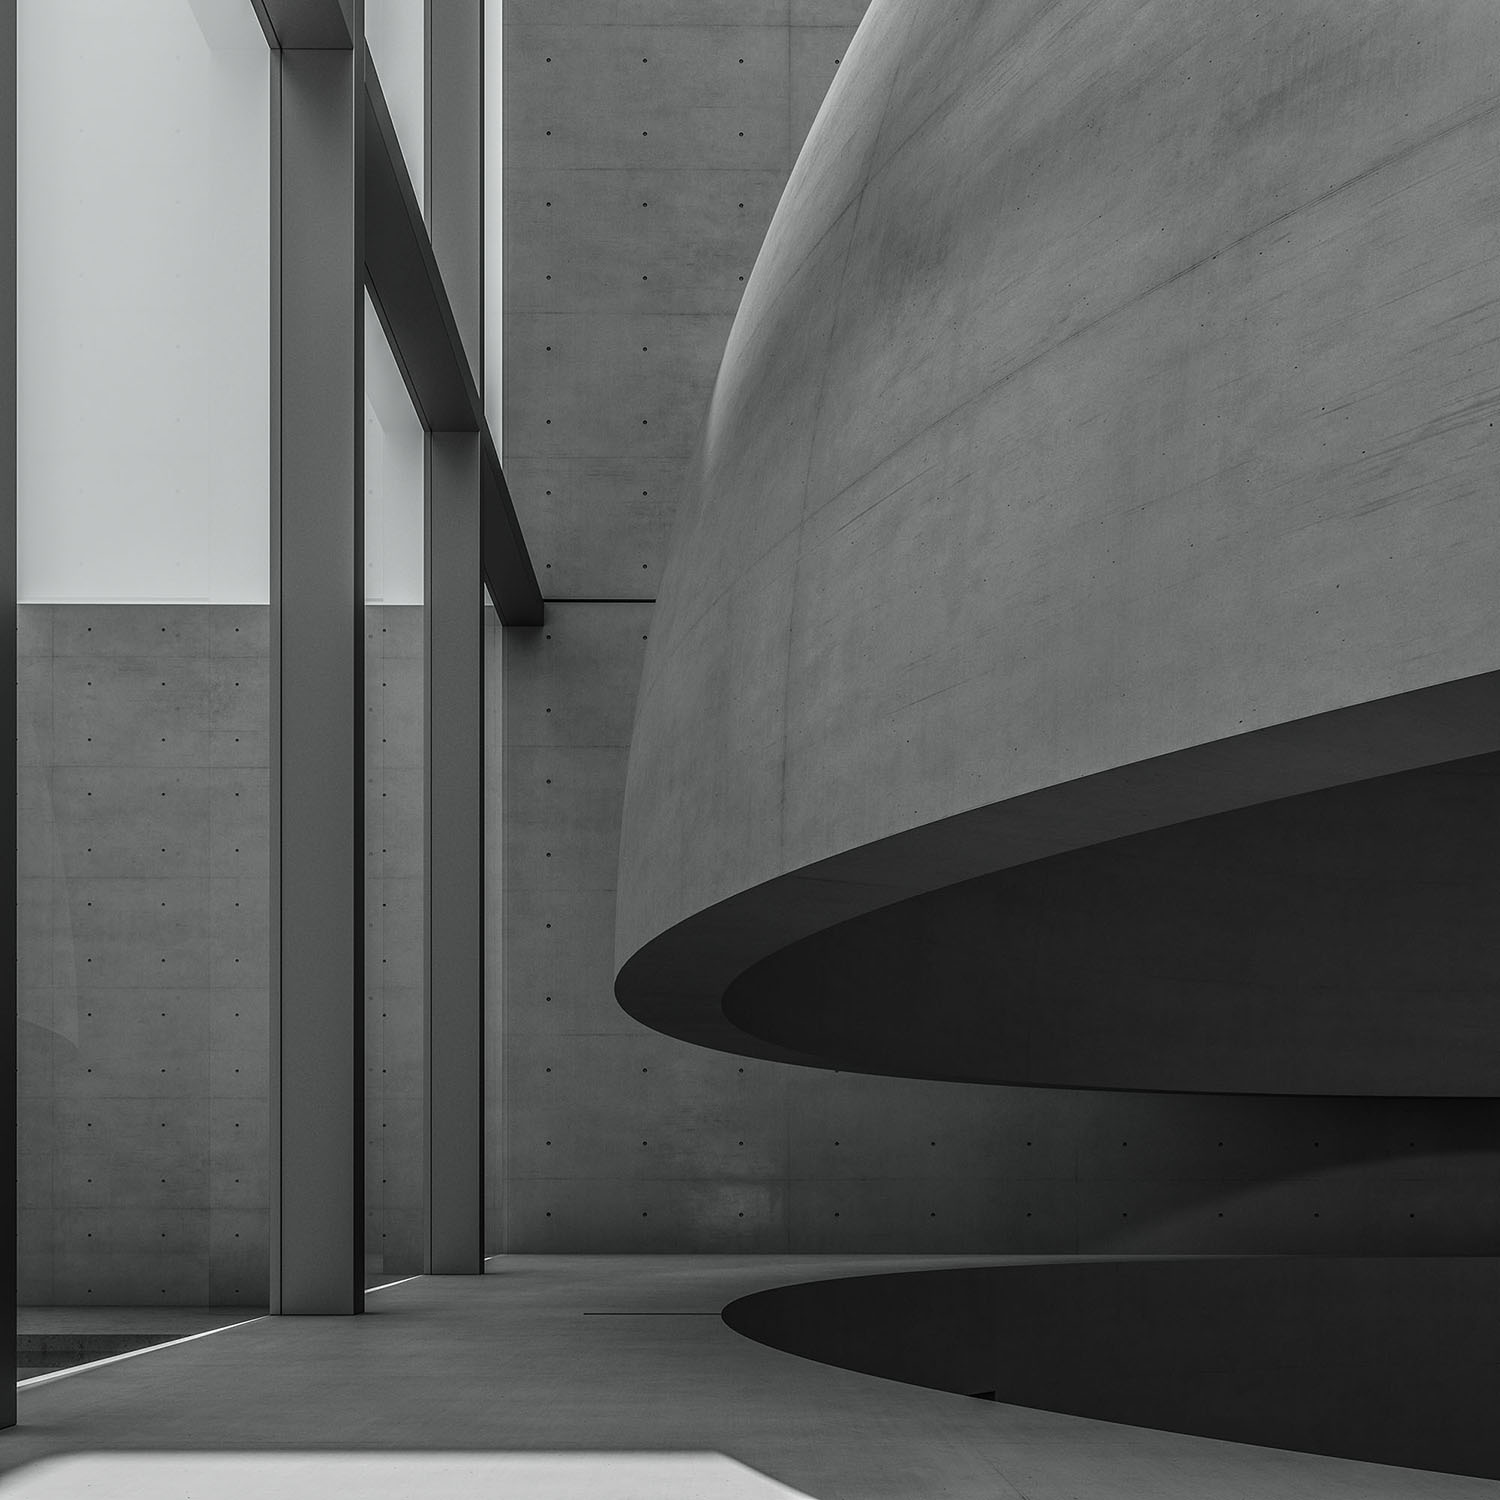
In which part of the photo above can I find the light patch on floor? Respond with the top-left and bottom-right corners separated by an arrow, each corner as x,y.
0,1453 -> 816,1499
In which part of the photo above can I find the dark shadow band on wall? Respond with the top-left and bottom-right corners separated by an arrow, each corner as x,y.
615,673 -> 1500,1097
722,1258 -> 1500,1481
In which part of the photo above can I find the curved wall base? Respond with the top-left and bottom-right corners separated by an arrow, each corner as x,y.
724,752 -> 1500,1095
617,0 -> 1500,1087
620,689 -> 1500,1096
724,1258 -> 1500,1480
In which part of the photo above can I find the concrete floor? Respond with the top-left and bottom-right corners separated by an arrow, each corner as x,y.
15,1307 -> 269,1383
0,1257 -> 1495,1499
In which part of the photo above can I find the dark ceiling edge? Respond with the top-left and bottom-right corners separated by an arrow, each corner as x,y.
614,668 -> 1500,1089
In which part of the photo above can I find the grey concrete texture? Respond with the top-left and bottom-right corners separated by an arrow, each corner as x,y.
495,0 -> 1500,1248
15,603 -> 429,1300
4,1260 -> 1498,1500
502,5 -> 863,600
508,313 -> 733,460
16,605 -> 272,1305
616,0 -> 1500,988
364,606 -> 426,1277
499,0 -> 870,1251
506,25 -> 792,172
507,170 -> 785,316
496,609 -> 1499,1253
502,457 -> 680,602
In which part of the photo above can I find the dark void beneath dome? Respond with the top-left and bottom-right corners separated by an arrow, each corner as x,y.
722,1257 -> 1500,1479
722,751 -> 1500,1096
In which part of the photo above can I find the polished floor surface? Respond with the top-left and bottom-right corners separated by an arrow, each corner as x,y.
0,1257 -> 1495,1498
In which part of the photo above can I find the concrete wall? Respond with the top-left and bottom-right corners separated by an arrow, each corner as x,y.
17,604 -> 270,1305
500,0 -> 887,1251
504,0 -> 1500,1250
17,602 -> 426,1302
616,0 -> 1500,1003
494,603 -> 1499,1255
364,606 -> 425,1277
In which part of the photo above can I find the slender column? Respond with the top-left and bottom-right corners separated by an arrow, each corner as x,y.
424,433 -> 484,1274
1,0 -> 18,1421
270,21 -> 366,1314
423,0 -> 486,1275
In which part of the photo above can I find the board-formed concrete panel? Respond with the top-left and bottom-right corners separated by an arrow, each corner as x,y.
616,0 -> 1500,1093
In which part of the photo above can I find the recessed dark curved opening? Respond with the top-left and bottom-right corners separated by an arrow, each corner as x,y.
723,752 -> 1500,1095
616,673 -> 1500,1095
722,1259 -> 1500,1479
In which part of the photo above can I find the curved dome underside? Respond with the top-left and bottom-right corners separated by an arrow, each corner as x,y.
615,0 -> 1500,1095
722,1260 -> 1500,1478
725,753 -> 1500,1095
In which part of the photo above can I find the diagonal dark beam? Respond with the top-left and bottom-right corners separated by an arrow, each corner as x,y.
250,0 -> 352,50
482,429 -> 544,626
363,59 -> 542,625
363,61 -> 479,432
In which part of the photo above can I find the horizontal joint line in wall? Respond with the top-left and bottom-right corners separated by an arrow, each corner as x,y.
544,596 -> 658,605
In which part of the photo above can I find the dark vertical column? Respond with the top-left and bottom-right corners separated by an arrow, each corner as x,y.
270,19 -> 366,1314
423,0 -> 485,1275
1,0 -> 18,1424
424,432 -> 484,1275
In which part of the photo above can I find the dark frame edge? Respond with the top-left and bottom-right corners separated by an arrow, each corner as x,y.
2,0 -> 18,1432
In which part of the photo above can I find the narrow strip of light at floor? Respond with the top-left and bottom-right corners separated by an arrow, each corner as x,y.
16,1315 -> 269,1391
20,1279 -> 429,1389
